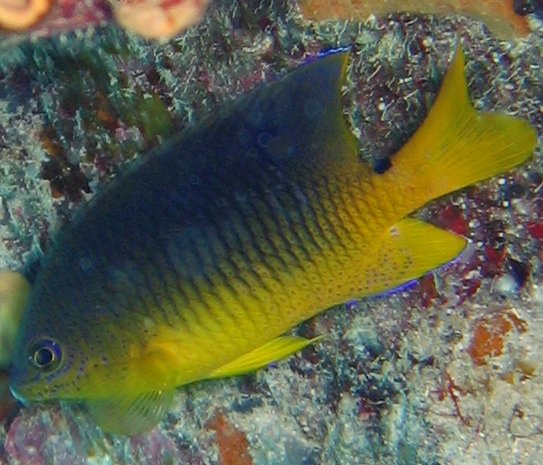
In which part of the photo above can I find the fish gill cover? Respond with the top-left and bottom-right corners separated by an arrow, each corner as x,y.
0,0 -> 542,464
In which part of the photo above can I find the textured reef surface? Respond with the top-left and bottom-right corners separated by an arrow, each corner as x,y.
0,0 -> 542,464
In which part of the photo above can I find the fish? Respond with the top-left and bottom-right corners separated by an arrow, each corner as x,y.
9,45 -> 537,435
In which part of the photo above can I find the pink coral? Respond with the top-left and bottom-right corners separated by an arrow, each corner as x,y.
0,0 -> 111,39
0,0 -> 210,40
111,0 -> 211,40
0,0 -> 52,30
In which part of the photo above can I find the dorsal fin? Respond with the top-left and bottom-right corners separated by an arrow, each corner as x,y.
224,50 -> 359,169
159,51 -> 360,177
99,51 -> 362,217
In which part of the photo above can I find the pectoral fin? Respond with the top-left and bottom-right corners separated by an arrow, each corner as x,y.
207,335 -> 321,379
86,389 -> 175,435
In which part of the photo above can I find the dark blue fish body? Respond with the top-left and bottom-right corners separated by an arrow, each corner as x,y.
9,49 -> 536,434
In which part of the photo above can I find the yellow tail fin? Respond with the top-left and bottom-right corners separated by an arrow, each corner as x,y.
389,46 -> 537,208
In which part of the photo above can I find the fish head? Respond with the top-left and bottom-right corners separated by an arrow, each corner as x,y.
10,336 -> 64,404
9,294 -> 141,405
9,260 -> 175,406
9,285 -> 90,404
8,248 -> 138,404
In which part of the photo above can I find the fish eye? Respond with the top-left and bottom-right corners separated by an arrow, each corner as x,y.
28,339 -> 62,372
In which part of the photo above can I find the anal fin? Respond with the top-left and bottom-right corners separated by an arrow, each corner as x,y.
207,335 -> 321,379
86,389 -> 175,435
359,218 -> 466,296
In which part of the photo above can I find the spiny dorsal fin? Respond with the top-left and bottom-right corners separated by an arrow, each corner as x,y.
185,51 -> 359,173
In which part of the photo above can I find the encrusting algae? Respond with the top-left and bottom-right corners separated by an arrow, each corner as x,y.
298,0 -> 532,40
8,45 -> 537,435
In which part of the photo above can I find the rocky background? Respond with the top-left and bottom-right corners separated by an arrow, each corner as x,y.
0,1 -> 542,464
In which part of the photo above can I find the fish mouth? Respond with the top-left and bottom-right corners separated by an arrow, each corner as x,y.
8,370 -> 45,405
9,380 -> 51,404
9,384 -> 30,406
